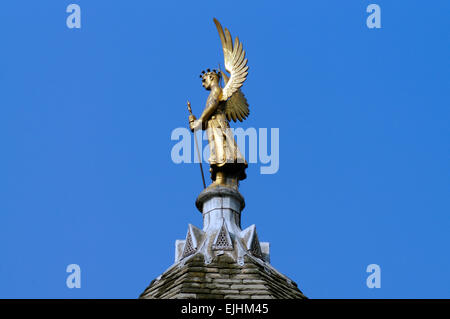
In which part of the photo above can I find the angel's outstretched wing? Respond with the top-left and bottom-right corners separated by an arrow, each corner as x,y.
214,18 -> 249,104
221,71 -> 249,122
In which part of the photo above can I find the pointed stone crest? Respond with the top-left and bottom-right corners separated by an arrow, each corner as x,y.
180,224 -> 205,260
212,218 -> 233,251
241,224 -> 262,259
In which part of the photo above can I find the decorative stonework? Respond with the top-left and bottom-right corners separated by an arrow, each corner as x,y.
212,219 -> 233,251
181,231 -> 196,259
140,186 -> 306,299
176,186 -> 269,265
249,232 -> 263,258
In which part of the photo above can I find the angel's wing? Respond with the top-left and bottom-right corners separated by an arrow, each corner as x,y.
214,18 -> 249,102
221,71 -> 249,122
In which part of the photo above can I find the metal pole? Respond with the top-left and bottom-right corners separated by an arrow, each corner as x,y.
187,102 -> 206,189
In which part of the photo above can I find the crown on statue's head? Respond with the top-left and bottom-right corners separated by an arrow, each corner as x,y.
199,68 -> 221,80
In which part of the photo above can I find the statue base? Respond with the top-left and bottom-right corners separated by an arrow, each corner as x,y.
175,186 -> 269,265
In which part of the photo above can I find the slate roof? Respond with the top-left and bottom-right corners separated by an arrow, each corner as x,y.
140,253 -> 306,299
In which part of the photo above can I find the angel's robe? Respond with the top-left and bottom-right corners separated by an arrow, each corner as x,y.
206,102 -> 247,181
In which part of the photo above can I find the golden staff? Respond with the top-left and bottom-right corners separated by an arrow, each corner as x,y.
187,101 -> 206,189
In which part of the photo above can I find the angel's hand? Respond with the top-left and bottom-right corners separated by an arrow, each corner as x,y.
190,119 -> 202,132
189,114 -> 196,123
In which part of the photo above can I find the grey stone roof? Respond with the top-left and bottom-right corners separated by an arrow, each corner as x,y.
139,254 -> 306,299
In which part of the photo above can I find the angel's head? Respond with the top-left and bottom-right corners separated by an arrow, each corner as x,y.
200,69 -> 221,90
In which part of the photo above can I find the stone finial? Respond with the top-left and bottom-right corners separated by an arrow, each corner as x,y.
175,186 -> 270,265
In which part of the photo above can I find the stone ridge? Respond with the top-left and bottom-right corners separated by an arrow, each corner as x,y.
139,254 -> 306,299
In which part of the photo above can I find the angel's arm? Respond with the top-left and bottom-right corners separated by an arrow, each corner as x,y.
191,88 -> 221,131
199,100 -> 217,123
199,88 -> 221,122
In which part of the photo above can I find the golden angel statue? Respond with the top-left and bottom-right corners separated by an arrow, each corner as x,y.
188,18 -> 249,189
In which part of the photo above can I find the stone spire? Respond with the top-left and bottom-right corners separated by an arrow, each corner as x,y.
139,186 -> 306,299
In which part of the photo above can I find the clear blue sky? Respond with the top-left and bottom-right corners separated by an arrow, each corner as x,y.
0,1 -> 449,298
